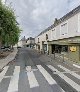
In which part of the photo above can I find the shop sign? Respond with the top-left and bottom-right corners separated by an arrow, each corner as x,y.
68,39 -> 80,43
70,46 -> 77,52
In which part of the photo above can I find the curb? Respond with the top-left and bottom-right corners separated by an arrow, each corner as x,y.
0,48 -> 18,70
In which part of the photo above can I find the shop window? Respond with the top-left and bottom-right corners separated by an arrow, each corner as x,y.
55,45 -> 62,53
62,46 -> 68,52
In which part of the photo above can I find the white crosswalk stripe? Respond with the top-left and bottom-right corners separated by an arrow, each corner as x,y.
37,65 -> 65,92
7,66 -> 20,92
37,65 -> 57,85
0,66 -> 9,83
26,66 -> 39,88
1,65 -> 80,92
47,65 -> 80,92
58,65 -> 80,80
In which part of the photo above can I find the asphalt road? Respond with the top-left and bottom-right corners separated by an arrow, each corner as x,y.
0,47 -> 80,92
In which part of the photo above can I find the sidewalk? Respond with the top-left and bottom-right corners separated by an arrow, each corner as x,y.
48,53 -> 80,68
0,48 -> 18,70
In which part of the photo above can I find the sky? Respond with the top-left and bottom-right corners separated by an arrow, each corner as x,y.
2,0 -> 80,39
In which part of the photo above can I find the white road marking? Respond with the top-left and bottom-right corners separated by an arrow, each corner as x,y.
4,76 -> 12,78
0,66 -> 9,83
58,65 -> 80,80
26,66 -> 31,72
37,65 -> 65,92
37,65 -> 56,85
7,66 -> 20,92
26,66 -> 39,88
73,64 -> 80,68
47,65 -> 80,92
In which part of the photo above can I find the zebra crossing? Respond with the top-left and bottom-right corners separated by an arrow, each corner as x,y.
47,65 -> 80,92
7,66 -> 20,92
26,66 -> 39,88
0,64 -> 80,92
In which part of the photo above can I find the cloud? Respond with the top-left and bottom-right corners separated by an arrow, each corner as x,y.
6,0 -> 80,39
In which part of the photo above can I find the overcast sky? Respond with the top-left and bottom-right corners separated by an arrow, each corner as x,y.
3,0 -> 80,39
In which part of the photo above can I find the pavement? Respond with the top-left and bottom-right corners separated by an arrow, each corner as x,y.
0,48 -> 18,70
47,53 -> 80,69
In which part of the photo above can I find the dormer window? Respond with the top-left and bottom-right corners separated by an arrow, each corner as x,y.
52,29 -> 55,31
46,34 -> 48,40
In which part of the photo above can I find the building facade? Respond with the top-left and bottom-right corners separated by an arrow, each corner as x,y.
35,5 -> 80,62
26,37 -> 35,48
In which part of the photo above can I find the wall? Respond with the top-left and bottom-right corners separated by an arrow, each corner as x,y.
17,41 -> 23,47
35,30 -> 52,51
48,45 -> 52,54
51,13 -> 79,40
26,39 -> 35,45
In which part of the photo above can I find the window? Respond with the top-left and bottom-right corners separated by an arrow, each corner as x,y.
46,34 -> 48,40
38,38 -> 39,43
62,45 -> 68,52
52,29 -> 55,31
61,22 -> 68,36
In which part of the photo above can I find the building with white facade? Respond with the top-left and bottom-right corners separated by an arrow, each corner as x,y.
26,37 -> 35,48
16,36 -> 26,47
35,5 -> 80,62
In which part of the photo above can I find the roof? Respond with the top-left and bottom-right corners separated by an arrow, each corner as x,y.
26,37 -> 34,41
21,36 -> 26,41
37,5 -> 80,37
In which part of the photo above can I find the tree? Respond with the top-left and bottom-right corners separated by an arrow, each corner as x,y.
0,0 -> 21,48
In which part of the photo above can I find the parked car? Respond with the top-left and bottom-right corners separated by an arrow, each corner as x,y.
1,46 -> 11,51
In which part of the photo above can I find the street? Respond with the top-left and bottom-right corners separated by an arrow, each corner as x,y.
0,47 -> 80,92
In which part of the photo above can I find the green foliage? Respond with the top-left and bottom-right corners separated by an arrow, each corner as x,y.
0,0 -> 21,46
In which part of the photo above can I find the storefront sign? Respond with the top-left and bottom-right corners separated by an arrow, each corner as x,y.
68,39 -> 80,43
70,46 -> 77,52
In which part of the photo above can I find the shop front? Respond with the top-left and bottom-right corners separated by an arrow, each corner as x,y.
48,37 -> 80,62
